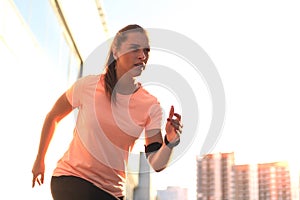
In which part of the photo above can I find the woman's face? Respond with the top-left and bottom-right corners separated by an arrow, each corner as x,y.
114,31 -> 150,78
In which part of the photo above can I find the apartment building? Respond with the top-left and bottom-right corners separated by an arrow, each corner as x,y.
196,152 -> 235,200
258,162 -> 292,200
197,152 -> 293,200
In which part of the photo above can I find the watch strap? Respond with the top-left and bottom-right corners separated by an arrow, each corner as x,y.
164,135 -> 180,149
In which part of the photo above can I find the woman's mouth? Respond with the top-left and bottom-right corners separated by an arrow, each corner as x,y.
134,63 -> 145,70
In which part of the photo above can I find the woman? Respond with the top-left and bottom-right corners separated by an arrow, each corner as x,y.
32,24 -> 183,200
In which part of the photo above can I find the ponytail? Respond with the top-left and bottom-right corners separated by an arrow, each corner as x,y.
104,52 -> 117,102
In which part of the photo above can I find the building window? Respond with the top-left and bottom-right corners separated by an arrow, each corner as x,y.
13,0 -> 81,85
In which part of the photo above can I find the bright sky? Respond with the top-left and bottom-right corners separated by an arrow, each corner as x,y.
101,0 -> 300,198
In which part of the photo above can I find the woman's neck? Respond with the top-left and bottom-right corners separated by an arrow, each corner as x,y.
115,75 -> 139,94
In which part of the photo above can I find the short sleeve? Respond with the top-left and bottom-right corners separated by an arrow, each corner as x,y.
65,77 -> 86,108
145,102 -> 163,131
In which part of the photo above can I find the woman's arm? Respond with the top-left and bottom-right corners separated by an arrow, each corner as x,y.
145,106 -> 183,172
32,92 -> 73,187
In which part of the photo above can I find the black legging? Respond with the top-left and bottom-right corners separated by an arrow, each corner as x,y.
51,176 -> 124,200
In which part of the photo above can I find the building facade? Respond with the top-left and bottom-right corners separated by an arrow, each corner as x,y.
197,152 -> 294,200
156,186 -> 188,200
0,0 -> 107,199
233,164 -> 258,200
196,152 -> 235,200
258,162 -> 292,200
133,152 -> 151,200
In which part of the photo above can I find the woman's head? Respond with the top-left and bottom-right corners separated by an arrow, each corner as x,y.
104,24 -> 150,101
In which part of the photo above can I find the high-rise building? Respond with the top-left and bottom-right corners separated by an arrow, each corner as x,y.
196,152 -> 235,200
133,152 -> 151,200
258,162 -> 292,200
221,152 -> 235,200
197,152 -> 294,200
233,164 -> 258,200
156,186 -> 188,200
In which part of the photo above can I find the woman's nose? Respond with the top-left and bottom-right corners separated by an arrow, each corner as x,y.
138,50 -> 146,60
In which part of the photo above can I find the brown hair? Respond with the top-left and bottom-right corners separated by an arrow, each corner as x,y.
103,24 -> 148,102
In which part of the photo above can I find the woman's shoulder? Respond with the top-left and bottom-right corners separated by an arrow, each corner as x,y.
78,74 -> 101,81
69,75 -> 102,92
74,74 -> 101,85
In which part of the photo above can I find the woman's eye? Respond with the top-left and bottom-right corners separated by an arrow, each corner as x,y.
131,48 -> 139,52
130,47 -> 150,54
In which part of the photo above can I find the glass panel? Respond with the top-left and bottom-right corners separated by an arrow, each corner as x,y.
13,0 -> 81,83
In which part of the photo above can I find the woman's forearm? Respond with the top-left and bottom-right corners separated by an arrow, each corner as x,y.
35,114 -> 58,162
35,93 -> 73,162
148,141 -> 174,172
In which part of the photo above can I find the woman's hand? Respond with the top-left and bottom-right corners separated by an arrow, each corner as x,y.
165,105 -> 183,143
32,159 -> 45,188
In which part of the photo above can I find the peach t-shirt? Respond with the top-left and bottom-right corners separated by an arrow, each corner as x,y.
53,74 -> 162,197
